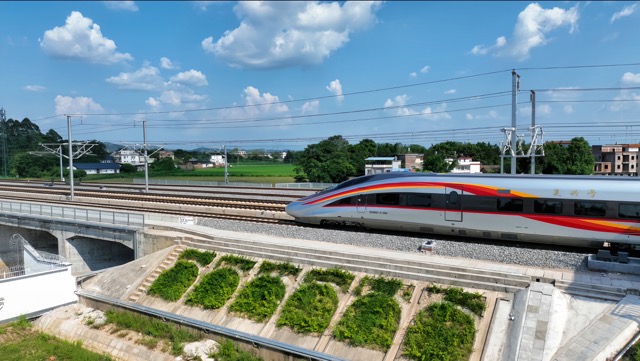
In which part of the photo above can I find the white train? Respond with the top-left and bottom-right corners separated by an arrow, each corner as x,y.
285,172 -> 640,248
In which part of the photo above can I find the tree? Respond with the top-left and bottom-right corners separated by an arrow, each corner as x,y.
150,157 -> 177,173
119,163 -> 137,174
294,135 -> 356,183
538,143 -> 569,174
566,137 -> 594,175
422,152 -> 456,173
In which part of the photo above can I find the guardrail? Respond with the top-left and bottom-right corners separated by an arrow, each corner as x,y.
0,199 -> 145,227
134,178 -> 333,190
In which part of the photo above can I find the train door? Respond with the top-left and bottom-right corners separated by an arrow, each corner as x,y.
356,194 -> 367,213
445,187 -> 463,222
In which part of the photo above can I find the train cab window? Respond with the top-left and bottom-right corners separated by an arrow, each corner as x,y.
497,198 -> 523,212
574,201 -> 606,217
534,199 -> 563,214
405,193 -> 432,208
375,193 -> 400,206
329,197 -> 354,206
619,203 -> 640,219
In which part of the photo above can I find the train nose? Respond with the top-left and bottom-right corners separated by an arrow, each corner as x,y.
285,201 -> 303,218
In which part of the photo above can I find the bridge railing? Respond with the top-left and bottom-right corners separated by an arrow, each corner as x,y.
0,200 -> 145,228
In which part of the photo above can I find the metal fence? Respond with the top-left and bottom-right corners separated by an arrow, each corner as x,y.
0,200 -> 145,227
135,178 -> 333,190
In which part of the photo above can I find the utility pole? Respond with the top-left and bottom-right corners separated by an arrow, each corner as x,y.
67,115 -> 75,200
224,145 -> 228,185
143,120 -> 149,193
510,70 -> 520,174
530,90 -> 536,174
0,108 -> 7,178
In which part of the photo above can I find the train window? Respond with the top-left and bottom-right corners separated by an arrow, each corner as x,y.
376,193 -> 400,206
574,201 -> 606,217
405,193 -> 432,207
329,197 -> 353,206
534,199 -> 563,214
619,203 -> 640,219
497,198 -> 523,212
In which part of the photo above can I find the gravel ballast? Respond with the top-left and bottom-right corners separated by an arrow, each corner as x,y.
198,218 -> 590,272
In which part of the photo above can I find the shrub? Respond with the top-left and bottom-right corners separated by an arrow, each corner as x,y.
426,284 -> 486,316
354,276 -> 403,297
258,261 -> 301,277
179,249 -> 216,267
216,255 -> 256,272
277,282 -> 339,334
229,275 -> 286,322
105,310 -> 198,355
212,340 -> 263,361
403,302 -> 475,361
333,292 -> 401,350
148,260 -> 199,301
304,268 -> 354,293
186,267 -> 240,309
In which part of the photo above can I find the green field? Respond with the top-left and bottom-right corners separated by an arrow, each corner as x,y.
84,163 -> 298,185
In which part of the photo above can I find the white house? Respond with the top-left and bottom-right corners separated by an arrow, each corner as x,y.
209,154 -> 226,166
112,149 -> 154,166
447,156 -> 482,173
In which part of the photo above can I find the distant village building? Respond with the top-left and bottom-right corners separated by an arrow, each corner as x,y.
209,154 -> 226,166
397,154 -> 424,171
72,163 -> 120,175
112,149 -> 154,166
158,151 -> 174,160
447,156 -> 482,174
364,157 -> 403,175
592,144 -> 639,176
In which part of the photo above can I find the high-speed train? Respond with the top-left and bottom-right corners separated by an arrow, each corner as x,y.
285,172 -> 640,248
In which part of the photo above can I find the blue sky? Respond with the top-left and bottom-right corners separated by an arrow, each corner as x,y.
1,1 -> 639,150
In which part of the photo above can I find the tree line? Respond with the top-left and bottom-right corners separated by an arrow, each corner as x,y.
290,135 -> 595,183
0,118 -> 595,182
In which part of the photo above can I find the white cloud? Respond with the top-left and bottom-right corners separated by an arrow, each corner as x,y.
159,84 -> 208,107
409,72 -> 417,78
104,1 -> 138,12
146,97 -> 161,108
160,57 -> 178,70
201,1 -> 382,69
384,95 -> 450,120
622,72 -> 640,84
563,105 -> 574,114
169,69 -> 208,87
610,92 -> 640,112
301,100 -> 319,114
242,86 -> 289,115
611,3 -> 637,23
106,65 -> 164,90
326,79 -> 344,102
40,11 -> 133,65
465,113 -> 473,120
23,85 -> 46,92
55,95 -> 104,115
444,89 -> 456,95
471,3 -> 579,61
519,103 -> 551,117
420,65 -> 430,74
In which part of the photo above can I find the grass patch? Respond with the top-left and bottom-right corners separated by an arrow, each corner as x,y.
353,276 -> 403,297
403,302 -> 476,361
0,317 -> 113,361
186,267 -> 240,309
104,310 -> 199,355
179,249 -> 216,267
426,284 -> 486,316
229,275 -> 286,322
148,260 -> 199,302
333,292 -> 401,350
277,282 -> 339,334
304,268 -> 354,293
258,261 -> 301,277
216,255 -> 256,272
211,340 -> 263,361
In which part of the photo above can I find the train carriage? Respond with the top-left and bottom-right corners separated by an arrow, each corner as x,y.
285,172 -> 640,248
